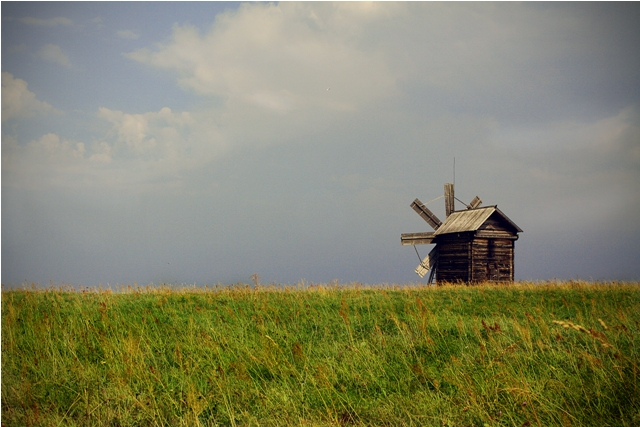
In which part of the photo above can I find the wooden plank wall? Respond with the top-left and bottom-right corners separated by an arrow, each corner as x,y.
436,234 -> 471,283
470,238 -> 514,282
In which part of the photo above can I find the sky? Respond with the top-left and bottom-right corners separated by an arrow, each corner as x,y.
2,2 -> 640,287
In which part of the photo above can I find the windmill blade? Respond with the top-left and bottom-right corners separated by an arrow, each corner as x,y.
468,196 -> 482,209
445,183 -> 455,217
415,263 -> 429,278
411,199 -> 442,230
401,232 -> 435,246
415,246 -> 438,278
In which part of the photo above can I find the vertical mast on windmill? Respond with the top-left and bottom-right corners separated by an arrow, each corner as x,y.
444,183 -> 454,218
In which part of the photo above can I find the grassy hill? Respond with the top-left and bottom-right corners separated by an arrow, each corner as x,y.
2,281 -> 639,426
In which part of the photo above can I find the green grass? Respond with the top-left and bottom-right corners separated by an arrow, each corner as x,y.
2,281 -> 640,426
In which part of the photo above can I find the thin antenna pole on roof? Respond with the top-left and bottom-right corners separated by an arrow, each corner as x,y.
453,157 -> 455,189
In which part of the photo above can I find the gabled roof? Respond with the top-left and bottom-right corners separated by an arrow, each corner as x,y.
434,206 -> 522,235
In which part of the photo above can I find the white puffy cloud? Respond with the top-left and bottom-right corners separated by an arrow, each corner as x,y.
7,8 -> 640,201
97,106 -> 198,157
37,44 -> 72,67
6,3 -> 639,197
98,108 -> 153,152
29,133 -> 85,159
126,3 -> 398,113
1,72 -> 55,121
2,133 -> 88,190
127,3 -> 639,126
2,105 -> 226,192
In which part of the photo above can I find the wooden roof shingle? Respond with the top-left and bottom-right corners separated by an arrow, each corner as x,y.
434,206 -> 522,235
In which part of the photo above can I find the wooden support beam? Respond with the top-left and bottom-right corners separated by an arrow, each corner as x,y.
401,232 -> 435,246
445,183 -> 454,217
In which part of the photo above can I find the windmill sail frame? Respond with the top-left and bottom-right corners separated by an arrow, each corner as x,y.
410,199 -> 442,230
415,246 -> 438,278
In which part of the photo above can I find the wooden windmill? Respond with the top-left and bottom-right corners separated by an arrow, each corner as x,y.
401,183 -> 522,284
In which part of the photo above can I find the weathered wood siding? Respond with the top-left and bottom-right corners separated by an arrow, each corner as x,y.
472,212 -> 517,281
470,238 -> 514,282
436,234 -> 471,283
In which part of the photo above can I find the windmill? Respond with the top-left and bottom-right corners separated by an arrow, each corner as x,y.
401,183 -> 522,284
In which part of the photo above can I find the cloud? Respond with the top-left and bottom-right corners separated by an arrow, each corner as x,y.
29,133 -> 85,159
89,141 -> 112,164
116,29 -> 140,40
483,106 -> 640,232
493,106 -> 640,157
126,3 -> 398,113
120,3 -> 640,221
2,133 -> 88,190
98,108 -> 153,152
247,90 -> 296,113
18,16 -> 73,27
1,72 -> 56,121
127,3 -> 640,125
7,3 -> 639,197
97,106 -> 198,156
37,44 -> 72,67
2,105 -> 225,192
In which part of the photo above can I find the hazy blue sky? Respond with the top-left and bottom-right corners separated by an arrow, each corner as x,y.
2,2 -> 639,287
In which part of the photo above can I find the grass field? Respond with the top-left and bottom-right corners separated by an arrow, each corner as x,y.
2,281 -> 640,426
